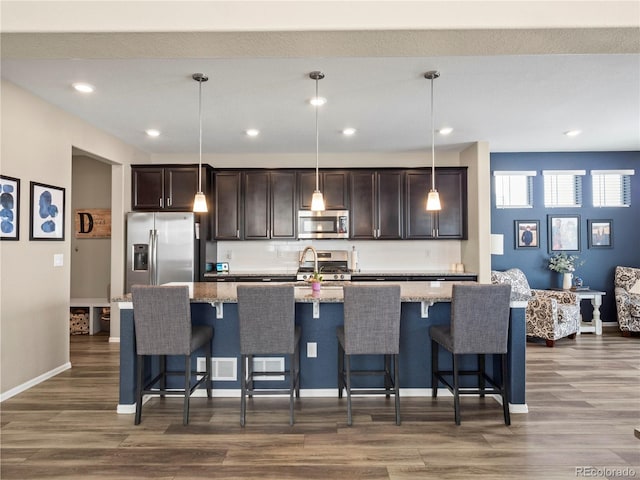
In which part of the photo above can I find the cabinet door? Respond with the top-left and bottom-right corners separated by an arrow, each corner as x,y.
323,171 -> 349,210
377,171 -> 403,239
243,171 -> 270,239
298,171 -> 349,210
165,167 -> 199,210
271,171 -> 296,239
214,171 -> 242,239
404,170 -> 436,239
132,167 -> 164,210
350,171 -> 376,239
435,169 -> 467,239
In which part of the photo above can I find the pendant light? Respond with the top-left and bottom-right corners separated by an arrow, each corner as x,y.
309,71 -> 326,212
192,73 -> 209,213
424,70 -> 442,211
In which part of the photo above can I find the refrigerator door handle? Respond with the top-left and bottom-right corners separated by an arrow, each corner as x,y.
152,229 -> 159,285
147,229 -> 154,285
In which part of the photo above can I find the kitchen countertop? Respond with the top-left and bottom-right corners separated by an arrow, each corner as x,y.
114,281 -> 459,304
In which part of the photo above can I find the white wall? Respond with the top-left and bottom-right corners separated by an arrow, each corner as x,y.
0,80 -> 147,398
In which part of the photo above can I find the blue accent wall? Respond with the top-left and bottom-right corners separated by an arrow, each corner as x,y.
491,151 -> 640,324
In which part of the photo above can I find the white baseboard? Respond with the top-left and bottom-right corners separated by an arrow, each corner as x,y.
109,336 -> 120,343
0,362 -> 72,402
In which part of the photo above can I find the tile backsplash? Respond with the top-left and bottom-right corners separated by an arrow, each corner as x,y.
209,240 -> 463,274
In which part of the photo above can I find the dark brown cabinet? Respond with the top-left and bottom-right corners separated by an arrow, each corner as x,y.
214,171 -> 242,240
298,170 -> 349,210
350,170 -> 403,239
404,168 -> 467,239
243,170 -> 296,240
132,165 -> 202,211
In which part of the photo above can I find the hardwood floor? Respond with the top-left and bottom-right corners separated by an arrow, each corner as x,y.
2,332 -> 639,479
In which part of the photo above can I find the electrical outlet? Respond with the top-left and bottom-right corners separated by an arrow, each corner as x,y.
425,249 -> 431,258
307,342 -> 317,358
225,250 -> 233,260
53,254 -> 64,267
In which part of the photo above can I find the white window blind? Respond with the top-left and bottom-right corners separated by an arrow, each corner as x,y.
543,170 -> 585,207
592,169 -> 634,207
494,171 -> 536,208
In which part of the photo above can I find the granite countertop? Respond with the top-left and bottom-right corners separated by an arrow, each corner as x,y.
113,281 -> 458,304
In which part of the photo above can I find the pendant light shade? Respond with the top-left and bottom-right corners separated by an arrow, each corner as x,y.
309,71 -> 325,212
192,73 -> 208,213
424,70 -> 442,212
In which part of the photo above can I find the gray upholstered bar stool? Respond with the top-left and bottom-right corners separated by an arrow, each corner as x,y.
131,285 -> 213,426
337,285 -> 402,426
237,285 -> 300,426
430,283 -> 512,426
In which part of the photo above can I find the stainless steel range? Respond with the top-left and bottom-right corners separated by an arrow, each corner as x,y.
297,249 -> 351,281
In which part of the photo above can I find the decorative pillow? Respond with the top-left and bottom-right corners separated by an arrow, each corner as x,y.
491,268 -> 532,300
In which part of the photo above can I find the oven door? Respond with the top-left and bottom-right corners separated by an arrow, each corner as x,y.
297,210 -> 349,239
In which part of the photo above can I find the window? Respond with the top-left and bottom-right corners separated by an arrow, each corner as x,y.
592,170 -> 634,207
494,171 -> 536,208
543,170 -> 585,207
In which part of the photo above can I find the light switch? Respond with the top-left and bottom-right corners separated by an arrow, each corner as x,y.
53,254 -> 64,267
307,342 -> 317,358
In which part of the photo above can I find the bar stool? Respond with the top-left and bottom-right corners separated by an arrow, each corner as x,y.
237,285 -> 300,426
430,284 -> 512,425
131,285 -> 213,425
336,285 -> 402,426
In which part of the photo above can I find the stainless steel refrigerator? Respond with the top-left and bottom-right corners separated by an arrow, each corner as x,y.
126,212 -> 199,293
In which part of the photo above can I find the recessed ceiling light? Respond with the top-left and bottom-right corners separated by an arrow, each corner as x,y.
438,127 -> 453,135
246,129 -> 260,137
145,129 -> 160,137
564,129 -> 582,137
72,82 -> 94,93
342,128 -> 356,136
310,97 -> 327,106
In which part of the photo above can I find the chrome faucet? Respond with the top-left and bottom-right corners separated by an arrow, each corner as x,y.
300,245 -> 319,273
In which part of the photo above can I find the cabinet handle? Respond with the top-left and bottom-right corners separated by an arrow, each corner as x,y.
436,228 -> 439,237
167,197 -> 172,207
432,228 -> 435,237
159,198 -> 163,208
236,229 -> 240,239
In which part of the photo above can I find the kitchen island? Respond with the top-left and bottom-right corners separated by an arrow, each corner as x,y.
114,281 -> 527,414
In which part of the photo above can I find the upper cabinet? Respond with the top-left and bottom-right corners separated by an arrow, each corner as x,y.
214,171 -> 242,240
298,170 -> 349,210
350,170 -> 403,239
131,165 -> 208,211
404,168 -> 467,239
243,170 -> 297,240
215,170 -> 297,240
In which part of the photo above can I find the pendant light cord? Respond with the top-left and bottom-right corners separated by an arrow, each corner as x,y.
198,78 -> 203,193
430,76 -> 435,191
315,76 -> 320,191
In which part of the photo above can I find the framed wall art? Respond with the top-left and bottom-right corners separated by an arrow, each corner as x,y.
0,175 -> 20,241
548,214 -> 580,253
588,219 -> 613,249
515,220 -> 539,249
30,181 -> 65,241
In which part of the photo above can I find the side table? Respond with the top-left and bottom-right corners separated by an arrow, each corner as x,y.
573,290 -> 606,335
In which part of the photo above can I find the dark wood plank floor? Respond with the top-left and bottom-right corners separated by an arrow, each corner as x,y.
2,331 -> 639,479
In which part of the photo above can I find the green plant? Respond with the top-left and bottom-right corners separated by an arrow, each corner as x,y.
310,270 -> 323,283
548,252 -> 584,273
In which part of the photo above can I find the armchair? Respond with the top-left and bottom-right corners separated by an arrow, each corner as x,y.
491,268 -> 580,347
614,266 -> 640,335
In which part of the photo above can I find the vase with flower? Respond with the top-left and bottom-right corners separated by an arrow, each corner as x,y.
309,270 -> 323,292
548,252 -> 585,290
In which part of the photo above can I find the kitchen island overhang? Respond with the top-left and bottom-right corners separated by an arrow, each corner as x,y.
115,282 -> 528,414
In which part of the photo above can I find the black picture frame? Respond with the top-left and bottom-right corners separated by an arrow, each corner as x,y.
514,220 -> 540,249
29,181 -> 65,241
0,175 -> 20,241
548,214 -> 580,253
588,219 -> 613,249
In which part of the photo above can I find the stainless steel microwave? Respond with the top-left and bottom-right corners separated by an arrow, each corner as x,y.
297,210 -> 349,239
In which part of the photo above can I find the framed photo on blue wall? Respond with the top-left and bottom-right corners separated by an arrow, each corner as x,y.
548,214 -> 580,253
515,220 -> 539,249
588,219 -> 613,249
30,181 -> 65,241
0,175 -> 20,241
